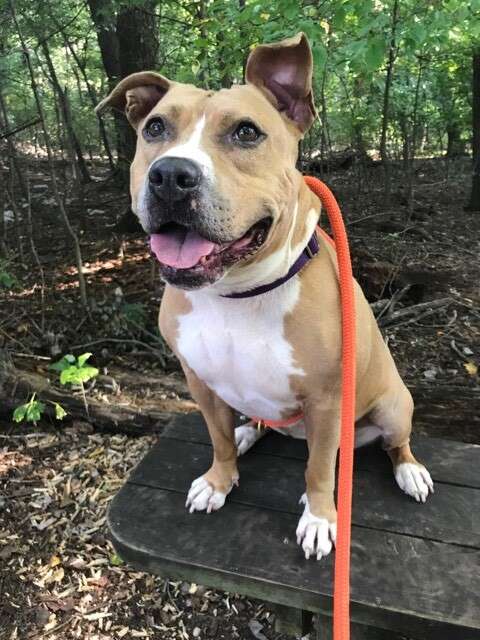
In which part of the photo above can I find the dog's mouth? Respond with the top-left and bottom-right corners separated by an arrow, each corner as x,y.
149,217 -> 272,274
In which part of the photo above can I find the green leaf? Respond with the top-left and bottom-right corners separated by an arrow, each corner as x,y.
13,403 -> 28,423
364,38 -> 385,71
60,365 -> 99,386
26,400 -> 45,423
109,553 -> 124,566
77,352 -> 92,368
54,403 -> 67,420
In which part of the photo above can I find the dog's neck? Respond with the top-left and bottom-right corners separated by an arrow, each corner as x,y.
204,184 -> 320,298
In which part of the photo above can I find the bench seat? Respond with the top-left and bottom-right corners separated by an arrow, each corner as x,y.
108,413 -> 480,639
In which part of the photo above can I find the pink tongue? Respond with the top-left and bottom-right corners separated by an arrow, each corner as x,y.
150,228 -> 218,269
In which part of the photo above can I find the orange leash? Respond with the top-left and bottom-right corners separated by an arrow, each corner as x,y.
305,176 -> 356,640
249,176 -> 355,639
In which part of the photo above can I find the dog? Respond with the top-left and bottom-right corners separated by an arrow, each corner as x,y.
97,33 -> 433,561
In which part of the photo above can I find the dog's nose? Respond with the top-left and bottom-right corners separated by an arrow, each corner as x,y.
148,157 -> 202,202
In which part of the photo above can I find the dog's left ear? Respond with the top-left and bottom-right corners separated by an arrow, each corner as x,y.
245,32 -> 315,134
95,71 -> 171,128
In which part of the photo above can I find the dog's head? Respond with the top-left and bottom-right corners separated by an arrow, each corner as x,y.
97,33 -> 317,291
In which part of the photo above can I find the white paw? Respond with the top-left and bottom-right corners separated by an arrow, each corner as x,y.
296,494 -> 336,561
235,424 -> 263,456
185,476 -> 229,514
395,463 -> 434,503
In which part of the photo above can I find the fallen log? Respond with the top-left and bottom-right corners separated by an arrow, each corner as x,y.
0,353 -> 196,435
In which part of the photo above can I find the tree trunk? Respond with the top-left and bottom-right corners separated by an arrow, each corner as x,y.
467,50 -> 480,212
116,1 -> 159,166
0,83 -> 27,198
379,0 -> 399,204
446,124 -> 464,157
87,0 -> 159,183
407,63 -> 423,214
40,41 -> 90,184
86,0 -> 129,181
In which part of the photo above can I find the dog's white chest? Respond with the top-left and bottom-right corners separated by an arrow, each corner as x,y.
177,281 -> 304,420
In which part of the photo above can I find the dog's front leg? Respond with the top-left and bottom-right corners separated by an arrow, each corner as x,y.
182,362 -> 238,514
297,399 -> 340,560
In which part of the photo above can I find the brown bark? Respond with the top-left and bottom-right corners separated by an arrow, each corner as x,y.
116,1 -> 159,164
87,0 -> 159,182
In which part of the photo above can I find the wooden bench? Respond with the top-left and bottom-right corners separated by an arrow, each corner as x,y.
108,412 -> 480,639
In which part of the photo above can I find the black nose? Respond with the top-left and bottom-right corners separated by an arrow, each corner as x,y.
148,157 -> 202,202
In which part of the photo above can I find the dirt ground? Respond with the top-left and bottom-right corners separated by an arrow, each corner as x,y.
0,154 -> 479,639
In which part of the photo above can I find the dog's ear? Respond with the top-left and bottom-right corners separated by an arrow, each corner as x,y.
245,33 -> 315,134
95,71 -> 170,128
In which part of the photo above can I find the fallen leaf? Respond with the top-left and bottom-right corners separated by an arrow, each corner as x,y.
49,555 -> 61,568
464,361 -> 478,376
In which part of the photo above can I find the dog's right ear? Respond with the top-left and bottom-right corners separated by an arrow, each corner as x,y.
95,72 -> 171,128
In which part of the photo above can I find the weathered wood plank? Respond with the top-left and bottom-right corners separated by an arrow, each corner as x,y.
108,484 -> 480,640
129,437 -> 480,548
161,412 -> 480,488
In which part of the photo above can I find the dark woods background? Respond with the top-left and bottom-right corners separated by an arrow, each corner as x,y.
0,0 -> 479,427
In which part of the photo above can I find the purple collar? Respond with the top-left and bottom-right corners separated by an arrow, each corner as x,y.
222,231 -> 319,299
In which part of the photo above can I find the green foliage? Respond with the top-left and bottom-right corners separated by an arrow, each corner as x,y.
0,0 -> 479,166
13,394 -> 46,425
50,353 -> 99,386
13,393 -> 68,425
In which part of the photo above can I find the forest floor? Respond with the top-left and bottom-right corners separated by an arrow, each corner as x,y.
1,154 -> 479,639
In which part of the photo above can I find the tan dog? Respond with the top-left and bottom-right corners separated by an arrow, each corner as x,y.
98,33 -> 433,561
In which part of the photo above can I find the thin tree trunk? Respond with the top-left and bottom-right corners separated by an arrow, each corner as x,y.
56,24 -> 115,170
379,0 -> 399,204
9,0 -> 88,308
40,41 -> 90,184
467,50 -> 480,211
407,63 -> 423,214
0,86 -> 27,197
0,167 -> 6,256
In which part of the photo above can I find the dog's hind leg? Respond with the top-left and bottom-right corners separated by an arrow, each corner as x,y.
367,383 -> 434,503
235,423 -> 267,455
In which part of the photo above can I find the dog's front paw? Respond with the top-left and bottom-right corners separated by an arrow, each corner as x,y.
296,494 -> 336,561
395,463 -> 434,503
185,476 -> 227,513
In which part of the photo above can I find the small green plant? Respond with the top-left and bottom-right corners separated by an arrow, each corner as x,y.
13,393 -> 67,425
49,353 -> 99,417
0,259 -> 17,289
50,353 -> 99,385
13,393 -> 45,425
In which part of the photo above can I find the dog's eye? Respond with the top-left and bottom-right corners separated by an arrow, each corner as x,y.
233,122 -> 262,144
144,117 -> 165,139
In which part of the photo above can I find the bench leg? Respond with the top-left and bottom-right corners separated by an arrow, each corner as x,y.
273,603 -> 312,637
315,614 -> 401,639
